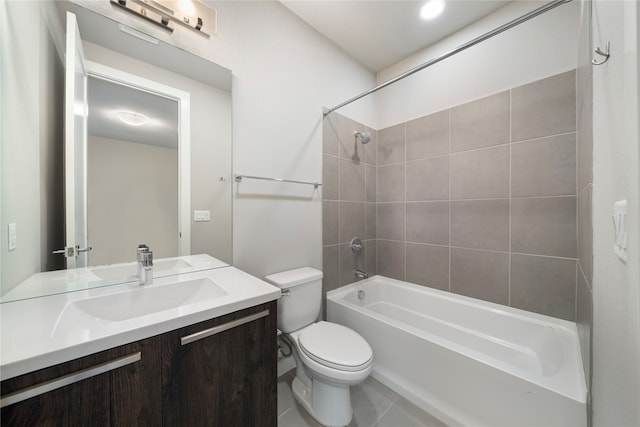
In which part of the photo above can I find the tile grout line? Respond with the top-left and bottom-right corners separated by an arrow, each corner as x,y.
403,121 -> 407,282
372,134 -> 377,259
375,129 -> 577,169
574,67 -> 579,322
369,396 -> 401,427
277,407 -> 293,421
375,239 -> 578,259
337,114 -> 342,288
368,194 -> 578,205
508,87 -> 512,307
448,107 -> 452,293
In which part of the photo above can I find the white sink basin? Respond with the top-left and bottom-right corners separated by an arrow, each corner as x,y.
91,259 -> 192,281
53,277 -> 227,333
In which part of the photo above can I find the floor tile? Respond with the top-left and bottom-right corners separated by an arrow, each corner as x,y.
278,404 -> 324,427
277,372 -> 297,417
277,371 -> 446,427
350,377 -> 399,427
374,398 -> 448,427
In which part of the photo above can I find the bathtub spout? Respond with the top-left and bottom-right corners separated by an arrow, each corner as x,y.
353,269 -> 368,279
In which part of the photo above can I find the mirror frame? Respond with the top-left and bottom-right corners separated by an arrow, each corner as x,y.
85,59 -> 191,256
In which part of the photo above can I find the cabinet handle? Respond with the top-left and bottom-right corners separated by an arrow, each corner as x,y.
0,352 -> 141,408
180,310 -> 270,346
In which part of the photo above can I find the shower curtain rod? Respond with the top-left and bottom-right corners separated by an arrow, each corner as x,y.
324,0 -> 573,117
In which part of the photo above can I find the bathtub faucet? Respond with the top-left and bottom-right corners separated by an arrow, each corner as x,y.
353,269 -> 368,279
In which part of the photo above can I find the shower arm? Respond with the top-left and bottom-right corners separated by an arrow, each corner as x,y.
323,0 -> 573,117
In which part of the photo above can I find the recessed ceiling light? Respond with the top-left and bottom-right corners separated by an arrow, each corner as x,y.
420,0 -> 446,20
116,110 -> 150,126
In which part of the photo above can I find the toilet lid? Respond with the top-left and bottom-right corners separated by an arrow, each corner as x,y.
298,322 -> 372,371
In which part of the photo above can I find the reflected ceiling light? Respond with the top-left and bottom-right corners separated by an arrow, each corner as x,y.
116,110 -> 150,126
420,0 -> 446,20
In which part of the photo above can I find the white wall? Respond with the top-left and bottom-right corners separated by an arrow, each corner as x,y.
591,1 -> 640,425
73,1 -> 376,279
88,136 -> 178,265
373,1 -> 580,129
1,1 -> 64,293
39,5 -> 66,275
209,1 -> 376,278
83,41 -> 233,264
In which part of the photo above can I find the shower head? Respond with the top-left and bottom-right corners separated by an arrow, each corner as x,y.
354,131 -> 371,144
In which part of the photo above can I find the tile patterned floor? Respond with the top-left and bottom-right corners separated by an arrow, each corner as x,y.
277,371 -> 448,427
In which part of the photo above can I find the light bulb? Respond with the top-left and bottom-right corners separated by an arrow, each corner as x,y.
420,0 -> 446,20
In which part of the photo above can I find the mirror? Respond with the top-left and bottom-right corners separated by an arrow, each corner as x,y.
84,60 -> 190,266
0,1 -> 233,302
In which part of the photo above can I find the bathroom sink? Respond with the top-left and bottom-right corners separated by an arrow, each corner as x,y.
56,277 -> 227,328
91,259 -> 192,281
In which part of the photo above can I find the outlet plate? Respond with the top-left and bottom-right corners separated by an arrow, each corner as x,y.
8,223 -> 16,251
194,210 -> 211,222
613,200 -> 627,262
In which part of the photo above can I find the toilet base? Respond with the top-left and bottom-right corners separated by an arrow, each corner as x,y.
291,376 -> 353,427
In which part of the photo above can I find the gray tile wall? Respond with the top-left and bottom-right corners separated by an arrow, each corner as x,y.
576,0 -> 594,407
323,70 -> 585,324
374,70 -> 579,321
321,112 -> 377,317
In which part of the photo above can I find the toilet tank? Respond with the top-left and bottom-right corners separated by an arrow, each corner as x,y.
265,267 -> 323,333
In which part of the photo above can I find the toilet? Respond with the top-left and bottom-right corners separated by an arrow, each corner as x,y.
266,267 -> 373,427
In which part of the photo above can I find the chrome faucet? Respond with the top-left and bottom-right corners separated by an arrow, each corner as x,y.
353,269 -> 368,279
137,244 -> 153,285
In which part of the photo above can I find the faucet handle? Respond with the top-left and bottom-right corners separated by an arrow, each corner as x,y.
137,244 -> 150,260
350,237 -> 363,256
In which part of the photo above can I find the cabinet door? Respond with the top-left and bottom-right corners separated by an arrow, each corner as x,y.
1,337 -> 161,427
161,302 -> 277,427
1,355 -> 112,426
109,337 -> 162,427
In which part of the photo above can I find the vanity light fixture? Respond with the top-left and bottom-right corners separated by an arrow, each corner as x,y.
177,0 -> 196,17
420,0 -> 446,20
116,110 -> 150,126
118,24 -> 160,44
111,0 -> 212,37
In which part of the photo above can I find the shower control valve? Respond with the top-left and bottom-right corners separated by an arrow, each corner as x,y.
350,237 -> 363,256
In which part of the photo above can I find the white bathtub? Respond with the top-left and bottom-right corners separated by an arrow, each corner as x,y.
327,276 -> 587,427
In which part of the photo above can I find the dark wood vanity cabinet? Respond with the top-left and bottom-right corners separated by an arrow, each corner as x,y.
0,336 -> 162,427
161,301 -> 277,427
1,302 -> 277,427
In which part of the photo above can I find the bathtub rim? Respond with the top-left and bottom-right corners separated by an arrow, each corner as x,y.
327,275 -> 588,404
328,275 -> 579,331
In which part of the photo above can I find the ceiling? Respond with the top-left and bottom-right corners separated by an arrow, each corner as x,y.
281,0 -> 510,72
88,76 -> 179,149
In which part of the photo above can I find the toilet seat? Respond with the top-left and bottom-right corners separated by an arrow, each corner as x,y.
298,321 -> 372,372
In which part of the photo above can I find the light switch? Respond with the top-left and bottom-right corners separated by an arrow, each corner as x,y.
612,200 -> 627,262
8,223 -> 16,251
194,210 -> 211,222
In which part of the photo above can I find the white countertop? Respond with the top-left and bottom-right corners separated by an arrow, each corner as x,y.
1,254 -> 229,303
0,266 -> 281,381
